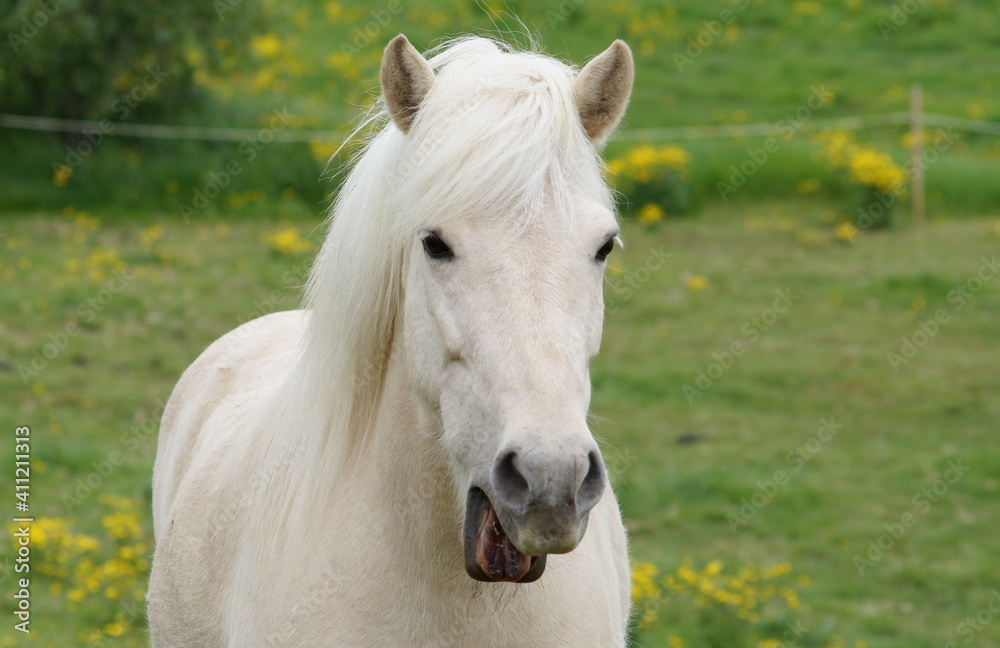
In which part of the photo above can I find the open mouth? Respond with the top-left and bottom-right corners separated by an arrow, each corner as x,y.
463,488 -> 547,583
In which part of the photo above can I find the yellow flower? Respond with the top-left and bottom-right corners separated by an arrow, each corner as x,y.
140,224 -> 165,246
686,275 -> 709,291
762,562 -> 793,578
183,47 -> 205,67
310,140 -> 339,163
817,131 -> 855,168
793,0 -> 821,15
251,68 -> 277,92
797,178 -> 820,194
262,226 -> 314,256
324,1 -> 343,20
630,561 -> 661,601
668,636 -> 685,648
637,203 -> 665,224
85,247 -> 127,282
834,222 -> 859,243
607,145 -> 690,185
53,164 -> 73,186
847,149 -> 906,192
703,559 -> 723,576
75,212 -> 101,230
967,101 -> 986,120
250,33 -> 281,58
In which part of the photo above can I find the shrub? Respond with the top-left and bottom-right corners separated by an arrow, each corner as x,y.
0,0 -> 265,122
607,144 -> 693,222
817,132 -> 907,230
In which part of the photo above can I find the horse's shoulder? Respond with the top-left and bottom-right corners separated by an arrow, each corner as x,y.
153,309 -> 310,536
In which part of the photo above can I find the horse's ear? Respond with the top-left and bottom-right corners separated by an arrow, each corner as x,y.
574,40 -> 634,145
381,35 -> 435,134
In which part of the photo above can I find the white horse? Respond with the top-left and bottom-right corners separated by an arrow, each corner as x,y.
148,34 -> 634,647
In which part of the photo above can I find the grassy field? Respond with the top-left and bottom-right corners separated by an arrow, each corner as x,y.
3,0 -> 1000,646
2,199 -> 999,646
3,0 -> 1000,213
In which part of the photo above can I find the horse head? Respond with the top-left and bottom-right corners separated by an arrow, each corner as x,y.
381,35 -> 633,583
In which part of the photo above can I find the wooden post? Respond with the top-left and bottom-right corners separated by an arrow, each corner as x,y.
909,83 -> 925,226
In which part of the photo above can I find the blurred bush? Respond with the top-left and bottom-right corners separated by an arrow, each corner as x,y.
608,144 -> 693,223
0,0 -> 265,122
817,131 -> 907,230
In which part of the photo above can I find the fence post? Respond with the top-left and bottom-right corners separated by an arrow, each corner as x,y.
909,83 -> 925,226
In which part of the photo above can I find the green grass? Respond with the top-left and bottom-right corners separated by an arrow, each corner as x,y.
2,201 -> 999,646
598,203 -> 1000,646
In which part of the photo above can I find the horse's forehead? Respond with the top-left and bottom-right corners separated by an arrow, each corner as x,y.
456,199 -> 611,243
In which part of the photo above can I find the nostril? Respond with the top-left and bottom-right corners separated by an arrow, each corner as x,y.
576,450 -> 606,513
492,451 -> 531,512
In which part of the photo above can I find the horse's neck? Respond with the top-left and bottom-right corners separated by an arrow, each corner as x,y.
362,342 -> 460,550
243,336 -> 462,613
288,339 -> 469,608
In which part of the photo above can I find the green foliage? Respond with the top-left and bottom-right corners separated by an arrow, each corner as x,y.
608,144 -> 693,223
631,559 -> 808,648
0,0 -> 265,121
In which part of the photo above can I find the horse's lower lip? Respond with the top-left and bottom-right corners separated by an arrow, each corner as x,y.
463,488 -> 547,583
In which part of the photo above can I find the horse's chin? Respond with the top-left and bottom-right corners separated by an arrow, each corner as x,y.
463,488 -> 547,583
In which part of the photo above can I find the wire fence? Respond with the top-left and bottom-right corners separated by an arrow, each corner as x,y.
3,111 -> 1000,145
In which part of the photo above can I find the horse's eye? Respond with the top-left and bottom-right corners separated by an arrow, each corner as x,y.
422,232 -> 454,260
595,236 -> 615,262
